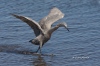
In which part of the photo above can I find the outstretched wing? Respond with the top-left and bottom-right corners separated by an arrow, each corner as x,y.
39,7 -> 64,31
11,14 -> 44,36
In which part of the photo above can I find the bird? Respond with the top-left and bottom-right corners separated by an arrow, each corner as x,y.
11,7 -> 69,53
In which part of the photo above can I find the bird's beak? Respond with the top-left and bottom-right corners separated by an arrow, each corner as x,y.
65,27 -> 69,31
67,28 -> 69,31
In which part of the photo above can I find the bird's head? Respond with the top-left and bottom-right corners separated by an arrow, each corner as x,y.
59,22 -> 69,31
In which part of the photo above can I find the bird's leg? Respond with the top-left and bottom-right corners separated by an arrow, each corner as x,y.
35,46 -> 42,53
36,46 -> 40,53
39,48 -> 42,53
39,42 -> 43,54
35,42 -> 43,54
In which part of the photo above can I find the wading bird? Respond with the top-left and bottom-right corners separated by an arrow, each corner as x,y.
11,7 -> 69,53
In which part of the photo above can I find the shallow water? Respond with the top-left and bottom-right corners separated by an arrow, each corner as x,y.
0,0 -> 100,66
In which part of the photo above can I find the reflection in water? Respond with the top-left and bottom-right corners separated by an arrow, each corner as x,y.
0,44 -> 38,55
33,55 -> 48,66
0,45 -> 52,66
0,44 -> 20,52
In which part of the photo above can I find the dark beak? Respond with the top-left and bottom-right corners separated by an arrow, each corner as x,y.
65,27 -> 69,32
67,28 -> 69,31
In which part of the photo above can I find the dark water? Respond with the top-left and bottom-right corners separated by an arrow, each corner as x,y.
0,0 -> 100,66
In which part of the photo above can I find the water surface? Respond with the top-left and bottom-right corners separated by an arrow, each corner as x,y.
0,0 -> 100,66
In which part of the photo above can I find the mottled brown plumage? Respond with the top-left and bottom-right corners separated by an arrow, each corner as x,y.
11,7 -> 69,53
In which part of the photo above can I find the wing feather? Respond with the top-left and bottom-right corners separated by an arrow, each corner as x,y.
11,14 -> 44,36
39,7 -> 64,31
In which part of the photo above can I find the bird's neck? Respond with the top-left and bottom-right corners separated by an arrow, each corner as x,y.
48,25 -> 59,34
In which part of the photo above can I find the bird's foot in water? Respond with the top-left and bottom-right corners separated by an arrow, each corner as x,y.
41,53 -> 55,56
30,50 -> 41,55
